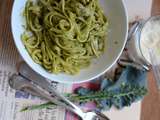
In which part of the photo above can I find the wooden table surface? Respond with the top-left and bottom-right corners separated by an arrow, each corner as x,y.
0,0 -> 160,120
141,0 -> 160,120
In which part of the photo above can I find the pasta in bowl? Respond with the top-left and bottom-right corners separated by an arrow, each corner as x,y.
11,0 -> 128,83
22,0 -> 108,75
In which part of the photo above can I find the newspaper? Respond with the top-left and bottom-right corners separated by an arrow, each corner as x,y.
0,0 -> 152,120
0,64 -> 69,120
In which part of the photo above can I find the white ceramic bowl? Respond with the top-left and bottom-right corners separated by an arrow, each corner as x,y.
11,0 -> 128,84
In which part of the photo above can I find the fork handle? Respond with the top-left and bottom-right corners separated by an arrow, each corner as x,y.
9,74 -> 86,119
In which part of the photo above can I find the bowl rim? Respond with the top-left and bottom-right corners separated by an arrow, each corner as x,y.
11,0 -> 128,84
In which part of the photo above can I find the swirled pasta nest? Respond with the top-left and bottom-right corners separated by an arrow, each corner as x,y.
22,0 -> 108,75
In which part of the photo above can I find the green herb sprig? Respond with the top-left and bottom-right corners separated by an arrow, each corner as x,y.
21,83 -> 147,112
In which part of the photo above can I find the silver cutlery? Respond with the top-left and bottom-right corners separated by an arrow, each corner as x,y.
9,74 -> 110,120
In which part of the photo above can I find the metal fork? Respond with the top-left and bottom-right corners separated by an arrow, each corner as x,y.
9,74 -> 110,120
148,49 -> 160,90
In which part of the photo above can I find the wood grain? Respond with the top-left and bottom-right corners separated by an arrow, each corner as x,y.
141,71 -> 160,120
0,1 -> 4,49
0,0 -> 160,120
152,0 -> 160,16
141,0 -> 160,120
0,0 -> 19,65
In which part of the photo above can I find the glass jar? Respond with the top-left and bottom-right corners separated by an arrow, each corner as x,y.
126,16 -> 160,70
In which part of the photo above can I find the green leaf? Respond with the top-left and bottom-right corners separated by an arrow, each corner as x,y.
21,102 -> 56,112
20,83 -> 147,112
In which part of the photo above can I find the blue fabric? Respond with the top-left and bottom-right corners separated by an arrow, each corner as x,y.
103,66 -> 147,91
77,66 -> 148,110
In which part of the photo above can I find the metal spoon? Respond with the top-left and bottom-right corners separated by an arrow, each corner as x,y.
9,74 -> 110,120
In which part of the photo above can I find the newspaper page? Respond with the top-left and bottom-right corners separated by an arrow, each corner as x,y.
0,0 -> 152,120
0,64 -> 70,120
